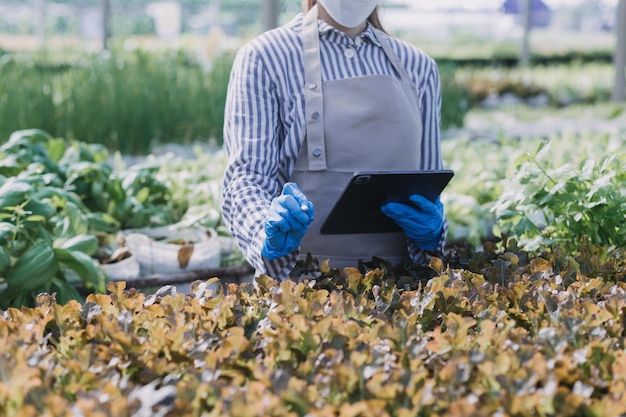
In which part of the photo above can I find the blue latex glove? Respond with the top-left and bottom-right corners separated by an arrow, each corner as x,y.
381,194 -> 444,250
261,182 -> 314,260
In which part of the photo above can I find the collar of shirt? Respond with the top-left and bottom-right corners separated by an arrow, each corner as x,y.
316,19 -> 381,47
289,12 -> 382,48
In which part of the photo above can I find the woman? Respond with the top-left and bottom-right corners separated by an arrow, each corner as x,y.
220,0 -> 447,281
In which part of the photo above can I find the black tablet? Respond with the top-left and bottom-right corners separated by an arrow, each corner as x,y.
320,170 -> 454,235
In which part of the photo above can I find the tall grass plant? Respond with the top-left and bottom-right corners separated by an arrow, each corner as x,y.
0,45 -> 620,155
0,49 -> 234,154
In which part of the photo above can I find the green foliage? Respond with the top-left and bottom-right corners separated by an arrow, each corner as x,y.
141,146 -> 228,229
0,58 -> 58,138
0,129 -> 184,308
442,128 -> 626,250
439,64 -> 470,130
0,50 -> 234,154
0,181 -> 106,308
0,128 -> 240,307
442,135 -> 528,246
415,29 -> 614,67
491,136 -> 626,253
0,46 -> 618,153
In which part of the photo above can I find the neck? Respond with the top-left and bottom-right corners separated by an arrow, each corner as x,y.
316,4 -> 367,39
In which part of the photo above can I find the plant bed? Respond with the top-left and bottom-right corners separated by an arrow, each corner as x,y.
1,243 -> 625,416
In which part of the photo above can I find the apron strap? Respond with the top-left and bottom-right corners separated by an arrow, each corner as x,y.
302,5 -> 327,171
372,30 -> 420,107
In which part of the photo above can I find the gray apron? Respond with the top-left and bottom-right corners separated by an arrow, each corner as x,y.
289,5 -> 424,270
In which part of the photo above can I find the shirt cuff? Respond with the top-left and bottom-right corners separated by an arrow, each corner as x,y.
407,218 -> 447,264
262,253 -> 298,282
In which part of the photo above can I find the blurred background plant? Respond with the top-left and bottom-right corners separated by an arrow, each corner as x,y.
0,49 -> 233,154
0,0 -> 625,153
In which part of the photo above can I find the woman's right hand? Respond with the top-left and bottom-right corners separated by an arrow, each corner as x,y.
261,183 -> 314,260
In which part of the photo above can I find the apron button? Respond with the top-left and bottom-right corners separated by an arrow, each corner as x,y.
311,111 -> 320,120
344,48 -> 356,58
312,148 -> 322,158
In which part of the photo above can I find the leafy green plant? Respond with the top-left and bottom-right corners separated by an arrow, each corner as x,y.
116,164 -> 177,229
1,129 -> 180,230
0,129 -> 192,308
0,177 -> 107,308
0,128 -> 247,307
491,138 -> 626,253
442,129 -> 626,248
140,146 -> 228,229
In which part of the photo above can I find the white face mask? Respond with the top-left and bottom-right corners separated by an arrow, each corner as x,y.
317,0 -> 379,28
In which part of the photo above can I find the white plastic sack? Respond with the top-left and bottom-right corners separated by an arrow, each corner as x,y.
125,226 -> 220,276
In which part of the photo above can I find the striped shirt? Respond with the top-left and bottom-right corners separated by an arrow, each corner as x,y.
220,12 -> 447,280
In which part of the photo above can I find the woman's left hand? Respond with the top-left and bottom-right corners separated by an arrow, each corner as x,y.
381,194 -> 444,250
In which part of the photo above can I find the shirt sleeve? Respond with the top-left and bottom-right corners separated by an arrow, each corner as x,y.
220,44 -> 297,281
420,56 -> 444,171
407,54 -> 448,264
